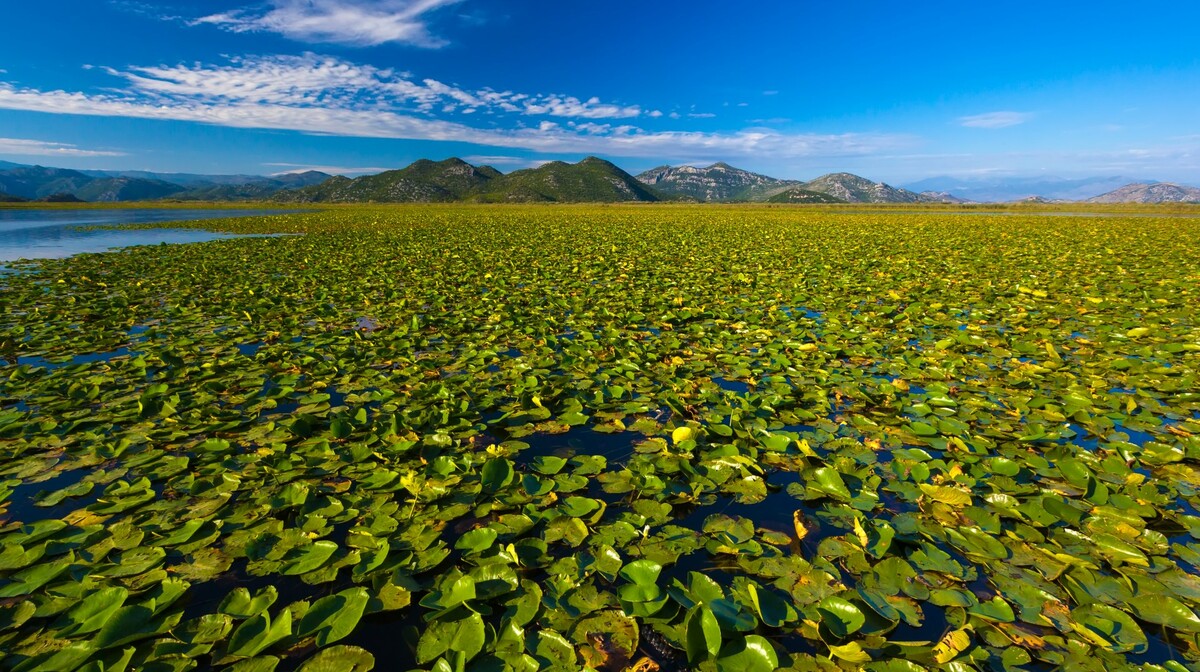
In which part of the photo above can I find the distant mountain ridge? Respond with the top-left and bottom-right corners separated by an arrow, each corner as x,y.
1088,182 -> 1200,204
2,156 -> 1197,204
903,175 -> 1147,202
0,162 -> 331,202
274,156 -> 661,204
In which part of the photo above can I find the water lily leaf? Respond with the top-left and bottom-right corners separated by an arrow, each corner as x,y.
481,458 -> 514,493
686,605 -> 722,663
220,586 -> 279,618
919,484 -> 972,507
417,610 -> 486,664
455,528 -> 499,554
94,605 -> 182,649
672,426 -> 696,444
619,559 -> 663,586
932,627 -> 972,663
297,587 -> 370,647
715,634 -> 778,672
747,582 -> 797,627
1073,603 -> 1148,653
1128,595 -> 1200,633
224,608 -> 294,659
297,646 -> 376,672
57,586 -> 129,636
809,467 -> 852,501
281,540 -> 338,575
817,596 -> 866,638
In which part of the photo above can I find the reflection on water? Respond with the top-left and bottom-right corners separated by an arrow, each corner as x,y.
0,208 -> 296,262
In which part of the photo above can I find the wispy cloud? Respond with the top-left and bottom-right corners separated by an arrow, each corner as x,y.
97,53 -> 643,120
958,111 -> 1034,129
0,137 -> 125,158
263,162 -> 392,175
0,55 -> 913,163
194,0 -> 463,48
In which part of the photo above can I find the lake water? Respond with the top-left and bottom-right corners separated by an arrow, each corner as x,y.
0,208 -> 296,263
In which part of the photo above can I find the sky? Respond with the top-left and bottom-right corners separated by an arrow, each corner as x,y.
1,0 -> 1198,184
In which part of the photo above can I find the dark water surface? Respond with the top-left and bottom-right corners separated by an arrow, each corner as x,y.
0,208 -> 297,262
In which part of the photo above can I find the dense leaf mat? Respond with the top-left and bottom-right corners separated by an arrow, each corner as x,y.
2,205 -> 1200,671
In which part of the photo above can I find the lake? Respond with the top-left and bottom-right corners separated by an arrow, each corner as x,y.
0,208 -> 297,263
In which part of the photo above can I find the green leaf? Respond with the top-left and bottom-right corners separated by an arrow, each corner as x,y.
220,586 -> 279,618
686,605 -> 722,664
817,596 -> 866,638
1073,603 -> 1148,654
1128,595 -> 1200,633
297,646 -> 375,672
298,587 -> 370,647
619,559 -> 663,586
281,540 -> 338,575
809,467 -> 852,501
715,635 -> 778,672
416,611 -> 486,664
481,458 -> 514,492
455,527 -> 498,554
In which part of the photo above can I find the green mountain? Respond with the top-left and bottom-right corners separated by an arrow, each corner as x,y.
275,158 -> 499,203
635,162 -> 803,201
0,193 -> 28,203
765,188 -> 845,204
275,157 -> 660,204
475,157 -> 659,203
799,173 -> 924,203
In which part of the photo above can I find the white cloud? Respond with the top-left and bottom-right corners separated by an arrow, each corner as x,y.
688,112 -> 717,119
0,56 -> 913,163
0,137 -> 125,158
958,111 -> 1034,129
89,54 -> 648,122
194,0 -> 463,48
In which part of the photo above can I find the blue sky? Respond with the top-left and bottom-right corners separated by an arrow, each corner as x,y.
1,0 -> 1198,183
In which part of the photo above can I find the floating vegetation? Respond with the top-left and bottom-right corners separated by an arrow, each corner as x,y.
1,205 -> 1199,671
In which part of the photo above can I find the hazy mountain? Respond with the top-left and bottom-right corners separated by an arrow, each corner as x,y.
801,173 -> 924,203
476,157 -> 659,203
73,177 -> 187,202
0,193 -> 28,202
635,162 -> 802,201
0,160 -> 331,202
903,175 -> 1146,202
0,165 -> 97,200
171,171 -> 332,201
1087,182 -> 1200,203
82,169 -> 261,187
918,191 -> 969,204
765,188 -> 844,204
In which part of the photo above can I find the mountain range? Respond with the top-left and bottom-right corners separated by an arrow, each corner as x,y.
1086,182 -> 1200,204
0,164 -> 330,203
901,175 -> 1152,202
1,157 -> 1197,204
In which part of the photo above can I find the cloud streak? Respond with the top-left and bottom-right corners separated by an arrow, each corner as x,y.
0,55 -> 913,163
0,137 -> 125,158
194,0 -> 463,47
958,111 -> 1034,129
